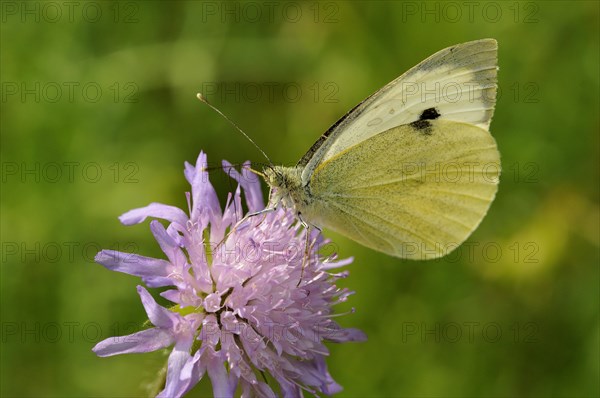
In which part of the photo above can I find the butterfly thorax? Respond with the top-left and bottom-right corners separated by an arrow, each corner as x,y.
263,165 -> 312,211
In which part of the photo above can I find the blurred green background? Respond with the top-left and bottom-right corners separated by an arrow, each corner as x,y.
1,1 -> 598,397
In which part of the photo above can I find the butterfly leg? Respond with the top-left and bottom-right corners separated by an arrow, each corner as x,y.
297,211 -> 319,287
246,186 -> 278,229
248,205 -> 278,230
247,205 -> 277,219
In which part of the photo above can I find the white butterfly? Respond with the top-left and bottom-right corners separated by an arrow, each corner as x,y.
262,39 -> 500,260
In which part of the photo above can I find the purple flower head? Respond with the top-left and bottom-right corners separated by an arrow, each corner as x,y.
93,152 -> 366,397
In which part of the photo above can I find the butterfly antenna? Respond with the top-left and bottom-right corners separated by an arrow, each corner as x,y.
197,93 -> 273,165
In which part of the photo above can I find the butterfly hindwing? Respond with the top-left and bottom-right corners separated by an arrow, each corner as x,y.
305,119 -> 500,259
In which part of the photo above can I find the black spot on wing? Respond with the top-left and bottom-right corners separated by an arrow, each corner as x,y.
410,107 -> 440,134
410,119 -> 433,134
419,107 -> 440,121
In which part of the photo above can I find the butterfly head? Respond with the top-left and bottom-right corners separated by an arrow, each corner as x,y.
263,165 -> 305,209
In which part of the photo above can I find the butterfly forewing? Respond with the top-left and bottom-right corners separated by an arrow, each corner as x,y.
300,39 -> 498,186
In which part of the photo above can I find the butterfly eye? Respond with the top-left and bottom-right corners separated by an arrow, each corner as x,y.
263,166 -> 279,186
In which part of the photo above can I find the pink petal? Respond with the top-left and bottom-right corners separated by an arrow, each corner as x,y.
190,151 -> 221,223
95,250 -> 173,287
92,328 -> 173,356
150,220 -> 188,268
137,285 -> 178,329
222,160 -> 265,213
206,348 -> 236,398
157,344 -> 194,398
119,202 -> 189,227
